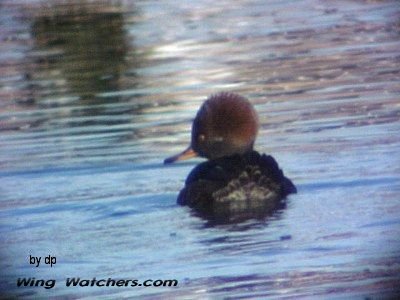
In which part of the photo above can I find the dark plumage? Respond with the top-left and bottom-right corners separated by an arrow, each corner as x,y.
177,151 -> 296,223
164,92 -> 296,223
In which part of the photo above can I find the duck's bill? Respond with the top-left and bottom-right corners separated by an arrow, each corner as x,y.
164,147 -> 198,164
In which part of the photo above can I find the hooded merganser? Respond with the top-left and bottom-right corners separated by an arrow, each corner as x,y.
164,92 -> 296,223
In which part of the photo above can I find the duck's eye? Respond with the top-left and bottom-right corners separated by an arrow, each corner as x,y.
198,134 -> 206,142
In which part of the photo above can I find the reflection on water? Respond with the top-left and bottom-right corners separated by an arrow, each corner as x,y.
31,5 -> 130,101
0,0 -> 400,299
0,1 -> 169,170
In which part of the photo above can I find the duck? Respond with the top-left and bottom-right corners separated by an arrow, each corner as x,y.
164,92 -> 296,223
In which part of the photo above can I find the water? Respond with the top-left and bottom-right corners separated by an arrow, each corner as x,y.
1,0 -> 399,298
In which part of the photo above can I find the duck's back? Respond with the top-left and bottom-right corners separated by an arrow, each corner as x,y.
177,151 -> 296,223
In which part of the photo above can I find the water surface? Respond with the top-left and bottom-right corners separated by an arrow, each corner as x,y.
1,0 -> 400,298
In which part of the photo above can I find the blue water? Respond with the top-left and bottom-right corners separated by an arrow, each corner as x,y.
1,0 -> 400,298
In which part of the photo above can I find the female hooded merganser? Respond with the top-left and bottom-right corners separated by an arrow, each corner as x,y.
164,92 -> 296,223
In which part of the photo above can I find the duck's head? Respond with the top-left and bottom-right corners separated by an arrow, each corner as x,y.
164,92 -> 259,164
